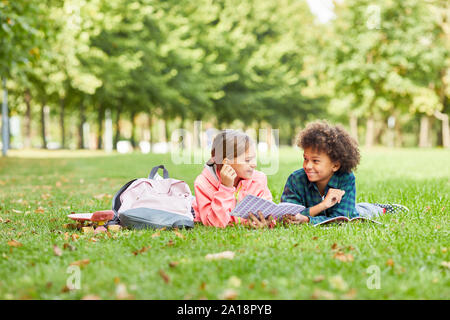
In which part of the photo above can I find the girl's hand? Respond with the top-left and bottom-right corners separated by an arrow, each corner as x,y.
322,188 -> 345,209
247,211 -> 274,229
282,213 -> 309,224
220,158 -> 237,188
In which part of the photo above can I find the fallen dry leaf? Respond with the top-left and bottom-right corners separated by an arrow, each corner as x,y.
159,269 -> 170,283
70,259 -> 90,267
82,295 -> 101,300
311,289 -> 335,300
441,261 -> 450,269
12,209 -> 23,214
107,225 -> 121,232
61,285 -> 71,293
205,251 -> 235,261
133,246 -> 151,256
53,245 -> 62,256
63,243 -> 76,251
329,275 -> 348,291
71,234 -> 79,242
169,261 -> 179,268
386,259 -> 395,267
82,227 -> 94,234
313,275 -> 325,283
41,193 -> 51,200
228,276 -> 241,288
93,193 -> 112,200
333,252 -> 354,262
220,289 -> 238,300
89,237 -> 98,243
115,283 -> 133,300
331,243 -> 338,250
35,207 -> 45,214
173,230 -> 185,239
166,239 -> 175,247
7,240 -> 23,247
342,288 -> 358,300
151,231 -> 161,238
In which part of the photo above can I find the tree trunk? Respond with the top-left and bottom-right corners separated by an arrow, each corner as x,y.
394,122 -> 403,148
148,112 -> 154,147
78,99 -> 85,149
40,99 -> 47,149
180,114 -> 186,149
256,120 -> 262,144
164,117 -> 170,143
1,77 -> 9,156
365,117 -> 375,148
114,106 -> 122,149
97,104 -> 104,150
434,111 -> 450,148
419,115 -> 431,147
24,89 -> 32,149
130,111 -> 137,148
59,97 -> 66,149
289,121 -> 296,146
350,114 -> 358,143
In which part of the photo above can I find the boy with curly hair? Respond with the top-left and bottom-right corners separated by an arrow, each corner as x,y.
281,121 -> 408,225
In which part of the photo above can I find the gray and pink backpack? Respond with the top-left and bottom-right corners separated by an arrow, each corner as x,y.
107,165 -> 195,230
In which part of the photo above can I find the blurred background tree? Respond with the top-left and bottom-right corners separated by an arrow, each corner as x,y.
0,0 -> 448,153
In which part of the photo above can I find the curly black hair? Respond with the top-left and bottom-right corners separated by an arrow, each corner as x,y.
297,121 -> 360,173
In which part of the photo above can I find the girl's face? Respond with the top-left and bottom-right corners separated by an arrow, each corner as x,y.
226,146 -> 257,180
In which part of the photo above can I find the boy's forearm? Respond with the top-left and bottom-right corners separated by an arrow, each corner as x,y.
308,202 -> 327,216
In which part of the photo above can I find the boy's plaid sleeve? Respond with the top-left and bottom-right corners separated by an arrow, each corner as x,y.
281,174 -> 306,204
309,174 -> 358,225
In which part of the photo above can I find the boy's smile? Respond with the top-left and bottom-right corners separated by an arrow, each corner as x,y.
302,148 -> 340,194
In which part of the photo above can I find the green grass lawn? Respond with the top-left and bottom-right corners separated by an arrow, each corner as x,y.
0,147 -> 448,300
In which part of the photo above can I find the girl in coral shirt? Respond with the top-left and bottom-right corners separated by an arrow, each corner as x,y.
192,130 -> 274,228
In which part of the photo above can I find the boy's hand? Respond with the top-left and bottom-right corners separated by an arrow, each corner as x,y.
220,158 -> 237,188
247,211 -> 274,229
322,188 -> 345,209
282,213 -> 309,224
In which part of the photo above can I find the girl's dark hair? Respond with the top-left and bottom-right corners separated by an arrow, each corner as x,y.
297,121 -> 360,173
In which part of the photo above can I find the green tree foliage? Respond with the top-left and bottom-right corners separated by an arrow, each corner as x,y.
1,0 -> 448,149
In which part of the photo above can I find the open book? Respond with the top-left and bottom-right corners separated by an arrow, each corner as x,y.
231,195 -> 305,219
314,216 -> 383,226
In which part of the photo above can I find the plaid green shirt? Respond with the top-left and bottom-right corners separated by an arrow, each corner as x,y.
280,168 -> 359,225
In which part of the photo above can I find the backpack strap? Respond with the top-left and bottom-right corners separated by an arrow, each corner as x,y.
148,165 -> 169,179
105,178 -> 137,226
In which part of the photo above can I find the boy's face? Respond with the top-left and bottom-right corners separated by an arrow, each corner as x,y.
302,147 -> 340,184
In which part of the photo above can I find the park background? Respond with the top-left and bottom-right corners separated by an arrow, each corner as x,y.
0,0 -> 449,152
0,0 -> 449,300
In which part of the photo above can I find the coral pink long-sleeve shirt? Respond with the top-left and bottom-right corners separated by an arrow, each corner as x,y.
192,165 -> 273,228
